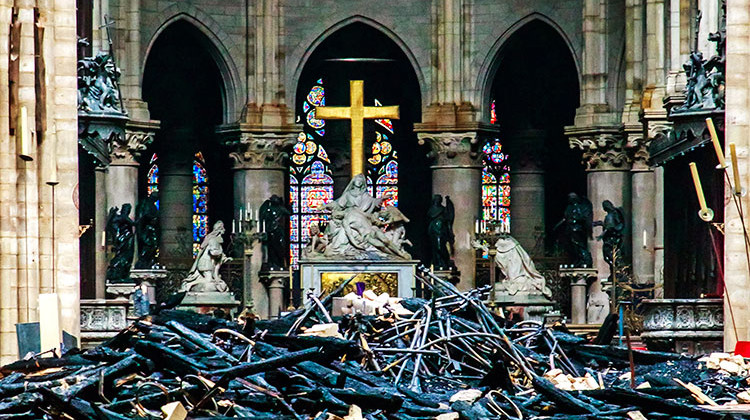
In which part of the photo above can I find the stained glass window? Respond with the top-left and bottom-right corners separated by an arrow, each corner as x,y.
147,153 -> 159,208
146,152 -> 209,257
482,139 -> 510,228
490,100 -> 497,124
192,152 -> 209,256
290,79 -> 334,268
367,99 -> 398,207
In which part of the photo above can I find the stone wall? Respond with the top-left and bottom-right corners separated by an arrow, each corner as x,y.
0,0 -> 79,363
724,0 -> 750,350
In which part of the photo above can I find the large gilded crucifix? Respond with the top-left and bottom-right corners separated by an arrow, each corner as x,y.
315,80 -> 399,178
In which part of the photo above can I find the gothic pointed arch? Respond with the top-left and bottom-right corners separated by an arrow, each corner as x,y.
142,12 -> 242,123
481,18 -> 583,257
289,21 -> 428,267
477,13 -> 582,118
290,15 -> 428,107
141,19 -> 234,268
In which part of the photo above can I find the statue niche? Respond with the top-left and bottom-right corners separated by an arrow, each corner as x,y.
302,174 -> 411,261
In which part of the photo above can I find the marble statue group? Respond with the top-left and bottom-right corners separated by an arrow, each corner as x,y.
303,174 -> 411,261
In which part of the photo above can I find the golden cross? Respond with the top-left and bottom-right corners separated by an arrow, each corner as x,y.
315,80 -> 399,178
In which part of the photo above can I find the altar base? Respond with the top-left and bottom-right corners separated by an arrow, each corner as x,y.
300,260 -> 418,297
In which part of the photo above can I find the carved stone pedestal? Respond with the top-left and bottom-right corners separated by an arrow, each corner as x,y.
80,299 -> 129,348
495,292 -> 555,323
260,270 -> 289,318
178,292 -> 241,318
129,268 -> 167,306
641,298 -> 723,354
559,267 -> 599,324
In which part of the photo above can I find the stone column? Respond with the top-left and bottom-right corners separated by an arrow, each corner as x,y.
222,126 -> 297,316
724,0 -> 750,350
507,129 -> 546,253
94,167 -> 107,299
569,131 -> 632,279
158,132 -> 194,270
417,130 -> 490,290
629,141 -> 656,285
97,125 -> 154,294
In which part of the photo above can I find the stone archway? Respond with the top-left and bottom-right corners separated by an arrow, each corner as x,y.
290,22 -> 428,268
485,19 -> 583,261
142,20 -> 234,270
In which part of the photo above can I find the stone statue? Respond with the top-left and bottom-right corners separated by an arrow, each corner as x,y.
77,52 -> 123,114
106,204 -> 135,283
427,194 -> 455,269
134,194 -> 160,269
302,222 -> 328,259
586,279 -> 610,324
181,221 -> 232,293
260,195 -> 291,269
594,200 -> 626,273
555,193 -> 593,268
319,174 -> 411,260
674,7 -> 726,112
493,235 -> 552,300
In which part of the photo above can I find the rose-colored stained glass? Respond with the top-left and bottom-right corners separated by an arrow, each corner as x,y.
481,136 -> 510,226
290,81 -> 334,268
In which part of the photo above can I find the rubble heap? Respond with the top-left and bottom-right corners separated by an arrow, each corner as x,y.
0,271 -> 747,419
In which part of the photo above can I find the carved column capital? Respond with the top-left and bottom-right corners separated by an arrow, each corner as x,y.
106,120 -> 158,165
623,125 -> 651,170
223,128 -> 298,170
568,128 -> 631,171
417,125 -> 502,168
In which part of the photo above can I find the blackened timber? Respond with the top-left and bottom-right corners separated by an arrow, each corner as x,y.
165,320 -> 238,363
209,347 -> 322,386
8,7 -> 20,134
133,341 -> 206,375
33,8 -> 45,139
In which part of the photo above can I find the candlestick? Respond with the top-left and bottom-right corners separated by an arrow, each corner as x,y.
232,219 -> 236,234
101,231 -> 106,248
18,106 -> 32,161
689,162 -> 714,221
731,142 -> 743,195
475,220 -> 479,234
642,229 -> 647,249
246,203 -> 251,221
706,118 -> 727,168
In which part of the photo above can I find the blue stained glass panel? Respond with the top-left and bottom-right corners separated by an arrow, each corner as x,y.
193,161 -> 208,183
193,185 -> 209,213
193,214 -> 208,242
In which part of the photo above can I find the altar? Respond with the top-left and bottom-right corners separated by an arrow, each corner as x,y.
300,259 -> 418,298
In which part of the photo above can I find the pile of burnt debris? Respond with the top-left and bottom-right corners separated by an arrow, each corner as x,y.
1,272 -> 749,419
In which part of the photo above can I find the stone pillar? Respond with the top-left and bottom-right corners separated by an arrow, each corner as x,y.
417,131 -> 488,290
724,0 -> 750,350
222,126 -> 297,316
159,138 -> 194,270
653,165 -> 665,298
104,127 -> 154,273
569,131 -> 632,279
94,168 -> 107,299
629,143 -> 656,285
507,129 -> 546,253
